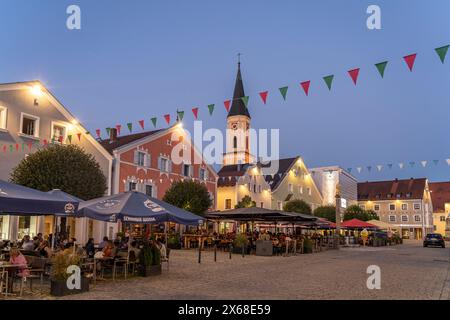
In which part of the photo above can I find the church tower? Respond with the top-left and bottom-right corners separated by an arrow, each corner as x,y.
223,61 -> 255,165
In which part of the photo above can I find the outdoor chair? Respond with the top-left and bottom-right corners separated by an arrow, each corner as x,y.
113,253 -> 128,281
127,250 -> 137,275
0,269 -> 8,297
161,248 -> 170,270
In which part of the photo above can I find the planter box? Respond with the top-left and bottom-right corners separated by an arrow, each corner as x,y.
50,277 -> 89,297
139,264 -> 162,277
168,243 -> 181,250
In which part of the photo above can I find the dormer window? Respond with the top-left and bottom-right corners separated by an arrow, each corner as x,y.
51,121 -> 68,143
20,113 -> 40,138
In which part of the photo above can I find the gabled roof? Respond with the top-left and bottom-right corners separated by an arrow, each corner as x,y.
357,178 -> 427,201
227,62 -> 251,118
99,129 -> 163,154
261,157 -> 299,191
429,182 -> 450,213
217,163 -> 253,187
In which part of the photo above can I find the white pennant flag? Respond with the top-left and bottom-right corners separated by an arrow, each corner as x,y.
399,163 -> 404,169
357,167 -> 362,173
376,165 -> 383,172
447,159 -> 450,166
421,161 -> 427,168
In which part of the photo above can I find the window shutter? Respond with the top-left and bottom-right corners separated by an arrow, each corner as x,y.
168,160 -> 172,173
145,154 -> 151,167
157,156 -> 161,170
133,150 -> 138,164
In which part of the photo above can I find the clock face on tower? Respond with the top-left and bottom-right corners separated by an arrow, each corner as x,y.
231,122 -> 238,130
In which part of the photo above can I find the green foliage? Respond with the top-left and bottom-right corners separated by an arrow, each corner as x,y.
10,144 -> 107,200
313,205 -> 336,222
150,243 -> 161,265
344,205 -> 380,221
303,238 -> 313,254
163,180 -> 212,216
233,233 -> 249,248
283,199 -> 312,214
138,241 -> 161,266
51,249 -> 81,281
235,195 -> 256,209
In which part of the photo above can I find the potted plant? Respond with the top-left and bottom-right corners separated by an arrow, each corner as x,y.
138,241 -> 162,277
50,249 -> 89,297
303,238 -> 313,254
232,234 -> 249,254
167,234 -> 182,250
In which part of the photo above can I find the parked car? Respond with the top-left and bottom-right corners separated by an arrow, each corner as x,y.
423,233 -> 445,248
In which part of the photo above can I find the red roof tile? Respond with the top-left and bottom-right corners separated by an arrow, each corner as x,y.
429,182 -> 450,213
99,129 -> 163,154
357,178 -> 427,201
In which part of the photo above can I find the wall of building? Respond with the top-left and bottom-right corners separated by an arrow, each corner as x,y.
311,167 -> 357,207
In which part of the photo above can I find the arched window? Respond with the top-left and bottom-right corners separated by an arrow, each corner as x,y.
233,136 -> 237,149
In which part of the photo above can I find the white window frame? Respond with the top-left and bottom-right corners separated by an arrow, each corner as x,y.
51,121 -> 68,144
199,168 -> 206,181
360,204 -> 366,210
414,203 -> 421,210
19,112 -> 40,138
401,215 -> 408,222
136,151 -> 146,167
440,216 -> 446,222
0,106 -> 7,130
159,157 -> 171,173
389,204 -> 396,211
374,204 -> 380,211
299,186 -> 303,194
182,163 -> 191,177
389,215 -> 396,222
145,184 -> 154,197
414,215 -> 421,222
401,203 -> 408,211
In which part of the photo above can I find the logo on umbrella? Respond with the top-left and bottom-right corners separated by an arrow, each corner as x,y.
143,200 -> 164,212
96,200 -> 121,210
0,189 -> 7,195
64,203 -> 75,214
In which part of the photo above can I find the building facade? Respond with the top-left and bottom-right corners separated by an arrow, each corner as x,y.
310,166 -> 358,208
358,178 -> 433,240
429,182 -> 450,239
0,81 -> 114,243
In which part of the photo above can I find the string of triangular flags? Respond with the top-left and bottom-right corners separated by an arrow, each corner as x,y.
345,159 -> 450,175
95,44 -> 449,139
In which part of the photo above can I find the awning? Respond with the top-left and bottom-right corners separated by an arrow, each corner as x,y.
205,207 -> 317,223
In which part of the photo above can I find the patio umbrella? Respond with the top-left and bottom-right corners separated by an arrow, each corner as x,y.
0,180 -> 78,216
77,191 -> 204,226
341,219 -> 379,230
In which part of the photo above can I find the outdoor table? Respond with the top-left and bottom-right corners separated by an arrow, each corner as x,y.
0,263 -> 27,295
93,257 -> 114,284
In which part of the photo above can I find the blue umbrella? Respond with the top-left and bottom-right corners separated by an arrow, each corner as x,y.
77,191 -> 204,226
47,189 -> 83,203
0,180 -> 78,216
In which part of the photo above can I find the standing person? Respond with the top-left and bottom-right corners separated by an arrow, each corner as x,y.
155,239 -> 167,260
85,238 -> 95,258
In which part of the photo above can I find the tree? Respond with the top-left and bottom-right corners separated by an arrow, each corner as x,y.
235,195 -> 256,209
313,205 -> 336,222
343,205 -> 379,221
10,144 -> 107,200
283,199 -> 312,214
163,180 -> 212,216
365,210 -> 379,221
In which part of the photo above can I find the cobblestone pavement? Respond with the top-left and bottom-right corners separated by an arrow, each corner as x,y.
4,240 -> 450,300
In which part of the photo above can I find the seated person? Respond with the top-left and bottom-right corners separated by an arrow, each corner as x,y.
98,236 -> 109,250
36,240 -> 52,258
9,248 -> 30,277
21,235 -> 35,251
129,241 -> 140,262
102,241 -> 115,258
85,238 -> 95,258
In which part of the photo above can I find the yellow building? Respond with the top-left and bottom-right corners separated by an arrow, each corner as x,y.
429,182 -> 450,239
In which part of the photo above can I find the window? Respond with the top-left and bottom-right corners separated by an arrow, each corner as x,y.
20,113 -> 40,137
225,199 -> 232,210
258,185 -> 262,193
414,215 -> 421,222
51,122 -> 67,143
440,216 -> 446,222
128,182 -> 137,191
306,187 -> 311,196
288,184 -> 293,193
389,215 -> 396,222
253,184 -> 256,193
0,106 -> 7,130
277,201 -> 283,210
401,203 -> 408,211
434,225 -> 437,231
389,204 -> 396,211
137,152 -> 146,166
159,157 -> 170,172
145,185 -> 153,197
199,168 -> 206,181
374,204 -> 380,211
183,164 -> 191,177
401,215 -> 408,222
414,203 -> 421,210
233,136 -> 237,149
166,139 -> 172,146
360,204 -> 366,210
260,202 -> 264,208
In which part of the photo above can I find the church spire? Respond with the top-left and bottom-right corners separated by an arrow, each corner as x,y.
227,58 -> 251,118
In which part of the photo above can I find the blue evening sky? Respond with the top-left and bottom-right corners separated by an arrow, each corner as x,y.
1,0 -> 449,182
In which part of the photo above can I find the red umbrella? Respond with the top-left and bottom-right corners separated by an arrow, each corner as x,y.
317,218 -> 336,229
341,218 -> 378,229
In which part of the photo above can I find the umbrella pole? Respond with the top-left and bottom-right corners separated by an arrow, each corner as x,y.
165,222 -> 168,246
51,216 -> 56,250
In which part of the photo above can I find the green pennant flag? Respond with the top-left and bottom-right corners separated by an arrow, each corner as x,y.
177,111 -> 185,121
67,135 -> 72,144
323,75 -> 334,90
435,45 -> 449,63
22,143 -> 25,151
208,104 -> 215,116
241,96 -> 249,107
106,127 -> 111,136
151,117 -> 157,128
375,61 -> 388,78
9,145 -> 13,152
127,123 -> 133,133
279,86 -> 288,100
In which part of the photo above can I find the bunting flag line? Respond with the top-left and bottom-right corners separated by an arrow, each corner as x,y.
106,127 -> 111,137
447,159 -> 450,166
409,161 -> 415,168
403,53 -> 417,71
77,133 -> 82,141
207,104 -> 215,116
164,114 -> 171,125
279,86 -> 288,100
28,142 -> 33,151
357,167 -> 362,173
348,68 -> 360,85
434,160 -> 439,166
67,135 -> 72,144
323,75 -> 334,90
259,91 -> 268,104
192,107 -> 199,120
376,165 -> 383,172
96,129 -> 101,139
367,166 -> 372,172
177,110 -> 185,121
388,164 -> 393,169
375,61 -> 388,78
151,117 -> 157,128
300,81 -> 310,96
435,45 -> 449,63
116,125 -> 121,136
241,96 -> 249,108
224,100 -> 231,112
399,163 -> 404,169
421,161 -> 427,168
127,123 -> 133,133
347,168 -> 352,173
139,120 -> 145,130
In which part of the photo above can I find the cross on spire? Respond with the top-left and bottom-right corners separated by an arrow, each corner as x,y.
237,52 -> 242,65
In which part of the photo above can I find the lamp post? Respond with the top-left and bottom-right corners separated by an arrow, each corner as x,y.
335,184 -> 342,249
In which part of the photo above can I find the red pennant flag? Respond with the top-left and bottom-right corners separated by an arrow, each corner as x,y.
58,136 -> 63,143
138,120 -> 145,130
115,125 -> 121,135
28,142 -> 33,151
77,133 -> 82,141
191,107 -> 199,120
3,145 -> 6,153
15,144 -> 19,151
259,91 -> 268,104
403,53 -> 417,71
95,129 -> 101,138
348,68 -> 360,85
164,114 -> 171,125
43,139 -> 48,146
224,100 -> 231,112
300,81 -> 311,96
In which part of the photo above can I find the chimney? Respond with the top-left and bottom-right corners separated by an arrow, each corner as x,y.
109,128 -> 118,143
